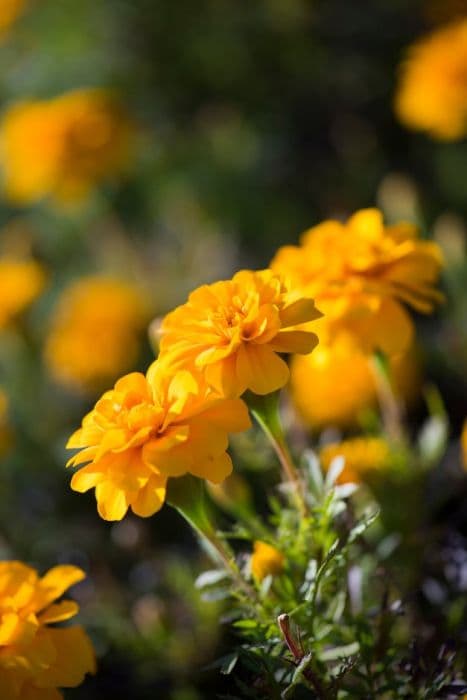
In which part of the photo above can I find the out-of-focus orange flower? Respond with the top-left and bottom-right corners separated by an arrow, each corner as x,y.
271,208 -> 443,355
0,0 -> 26,38
0,88 -> 134,205
251,541 -> 284,582
0,561 -> 95,699
0,389 -> 12,456
320,437 -> 391,484
44,276 -> 147,392
461,420 -> 467,470
395,19 -> 467,140
158,269 -> 320,397
0,255 -> 45,329
67,361 -> 251,521
290,338 -> 421,430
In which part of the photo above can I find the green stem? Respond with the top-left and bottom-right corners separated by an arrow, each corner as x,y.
247,392 -> 306,515
370,351 -> 404,443
167,475 -> 256,599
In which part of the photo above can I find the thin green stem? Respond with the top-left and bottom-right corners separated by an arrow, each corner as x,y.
370,351 -> 404,443
248,392 -> 307,515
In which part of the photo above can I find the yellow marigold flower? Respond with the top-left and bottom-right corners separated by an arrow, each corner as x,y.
290,338 -> 421,430
0,256 -> 45,329
271,208 -> 443,355
461,420 -> 467,470
0,0 -> 26,38
0,88 -> 133,205
67,361 -> 251,521
0,561 -> 96,699
44,276 -> 147,392
251,541 -> 285,582
395,19 -> 467,140
158,269 -> 320,397
320,437 -> 391,484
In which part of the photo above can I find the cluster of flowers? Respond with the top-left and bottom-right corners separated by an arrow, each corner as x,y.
67,207 -> 443,521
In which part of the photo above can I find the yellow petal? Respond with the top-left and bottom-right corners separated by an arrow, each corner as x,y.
95,482 -> 129,521
38,566 -> 85,608
279,298 -> 322,327
130,475 -> 167,517
189,452 -> 233,483
38,600 -> 79,625
34,626 -> 96,688
236,344 -> 289,395
270,330 -> 319,354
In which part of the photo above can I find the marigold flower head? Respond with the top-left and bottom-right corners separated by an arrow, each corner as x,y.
0,561 -> 95,699
320,437 -> 391,484
251,541 -> 285,582
0,256 -> 45,329
0,88 -> 134,205
67,360 -> 251,521
158,269 -> 320,397
395,19 -> 467,140
271,208 -> 443,355
44,276 -> 147,392
0,0 -> 26,38
290,338 -> 421,430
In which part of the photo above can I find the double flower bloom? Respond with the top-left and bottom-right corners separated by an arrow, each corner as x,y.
67,208 -> 444,522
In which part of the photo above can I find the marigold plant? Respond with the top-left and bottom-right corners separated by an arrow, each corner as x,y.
0,88 -> 134,205
0,256 -> 45,329
44,276 -> 147,392
271,208 -> 443,355
395,19 -> 467,140
158,269 -> 320,397
67,361 -> 251,521
0,561 -> 95,699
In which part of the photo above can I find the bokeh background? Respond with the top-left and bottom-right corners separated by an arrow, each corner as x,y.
0,1 -> 466,698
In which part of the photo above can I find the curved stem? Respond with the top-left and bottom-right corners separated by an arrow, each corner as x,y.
371,352 -> 404,443
248,392 -> 307,515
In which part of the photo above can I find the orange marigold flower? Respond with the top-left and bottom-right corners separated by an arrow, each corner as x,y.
290,338 -> 421,430
271,208 -> 443,355
0,0 -> 26,39
158,269 -> 320,397
0,88 -> 134,205
67,361 -> 251,521
44,276 -> 148,392
395,19 -> 467,140
320,437 -> 391,484
251,541 -> 285,582
0,255 -> 45,329
0,561 -> 95,699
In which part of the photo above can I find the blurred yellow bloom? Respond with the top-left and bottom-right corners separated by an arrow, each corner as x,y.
159,269 -> 320,397
320,437 -> 391,484
0,389 -> 12,456
461,420 -> 467,469
44,276 -> 147,392
67,361 -> 251,521
251,541 -> 284,582
0,0 -> 25,38
0,88 -> 133,205
290,338 -> 421,430
0,561 -> 95,700
0,256 -> 45,329
271,208 -> 443,355
395,19 -> 467,140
